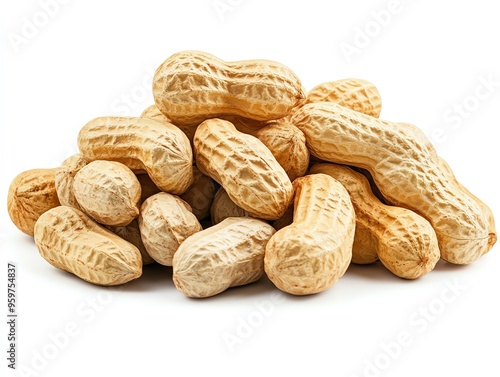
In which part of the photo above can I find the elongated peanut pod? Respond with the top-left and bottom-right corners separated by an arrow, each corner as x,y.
34,206 -> 142,286
293,102 -> 492,264
310,163 -> 440,279
153,50 -> 305,125
264,174 -> 355,295
77,116 -> 193,195
173,217 -> 276,298
8,168 -> 61,236
194,118 -> 293,220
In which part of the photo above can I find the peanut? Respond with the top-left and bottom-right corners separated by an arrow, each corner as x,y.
293,102 -> 493,264
173,217 -> 276,298
55,154 -> 88,210
141,104 -> 198,144
180,166 -> 217,220
139,192 -> 202,266
73,160 -> 141,226
264,174 -> 355,295
105,219 -> 155,265
8,169 -> 61,236
153,50 -> 305,126
77,116 -> 193,194
194,118 -> 293,220
310,163 -> 440,279
255,120 -> 310,181
34,206 -> 142,286
305,78 -> 382,117
210,187 -> 250,225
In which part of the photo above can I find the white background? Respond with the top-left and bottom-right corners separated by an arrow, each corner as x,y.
1,1 -> 499,376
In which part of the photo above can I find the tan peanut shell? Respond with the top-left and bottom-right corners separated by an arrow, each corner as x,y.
141,104 -> 198,145
180,166 -> 217,220
264,174 -> 355,295
153,50 -> 305,126
8,169 -> 61,236
210,187 -> 250,225
73,160 -> 141,226
105,219 -> 155,265
194,118 -> 293,220
139,193 -> 202,266
305,78 -> 382,117
310,163 -> 440,279
77,116 -> 193,194
394,122 -> 496,254
255,121 -> 310,181
55,154 -> 88,210
293,102 -> 493,264
173,217 -> 276,298
34,206 -> 142,286
438,157 -> 497,254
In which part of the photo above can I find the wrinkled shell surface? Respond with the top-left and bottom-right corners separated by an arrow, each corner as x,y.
141,104 -> 198,145
73,160 -> 141,226
194,118 -> 293,220
77,116 -> 193,194
210,187 -> 251,225
180,166 -> 217,220
153,50 -> 305,125
310,163 -> 440,279
264,174 -> 355,295
139,193 -> 202,266
173,217 -> 276,298
8,168 -> 61,236
293,102 -> 492,264
256,121 -> 309,181
55,154 -> 88,210
34,206 -> 142,286
305,78 -> 382,117
105,219 -> 155,265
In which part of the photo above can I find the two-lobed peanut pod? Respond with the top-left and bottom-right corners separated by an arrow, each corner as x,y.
194,118 -> 293,220
310,163 -> 440,279
34,206 -> 142,286
153,50 -> 305,126
77,116 -> 193,194
173,217 -> 276,298
293,102 -> 494,264
265,174 -> 355,295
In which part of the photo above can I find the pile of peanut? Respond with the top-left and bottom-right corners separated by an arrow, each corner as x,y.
8,51 -> 496,297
